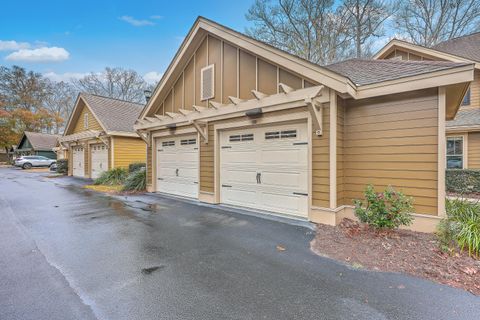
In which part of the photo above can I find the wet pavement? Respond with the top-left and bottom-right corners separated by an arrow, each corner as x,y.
0,167 -> 479,320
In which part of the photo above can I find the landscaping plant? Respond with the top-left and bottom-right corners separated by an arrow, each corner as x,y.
122,168 -> 146,191
93,167 -> 128,185
438,198 -> 480,257
56,159 -> 68,174
354,185 -> 414,229
128,162 -> 146,173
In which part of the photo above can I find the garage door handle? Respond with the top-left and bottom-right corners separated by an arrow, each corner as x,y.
222,184 -> 232,188
293,192 -> 308,196
221,146 -> 232,149
175,168 -> 179,176
158,178 -> 164,180
256,172 -> 261,184
293,142 -> 308,145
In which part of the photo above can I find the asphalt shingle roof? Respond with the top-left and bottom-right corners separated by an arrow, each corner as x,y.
324,59 -> 470,86
24,132 -> 59,151
433,33 -> 480,63
447,108 -> 480,128
80,93 -> 144,133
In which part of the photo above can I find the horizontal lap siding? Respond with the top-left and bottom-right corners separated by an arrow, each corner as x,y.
468,132 -> 480,168
312,104 -> 329,208
146,144 -> 152,185
113,137 -> 147,169
344,89 -> 439,216
337,99 -> 345,206
200,126 -> 215,193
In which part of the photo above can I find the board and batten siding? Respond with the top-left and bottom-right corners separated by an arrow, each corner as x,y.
342,88 -> 439,216
112,137 -> 146,169
72,100 -> 103,134
147,34 -> 309,117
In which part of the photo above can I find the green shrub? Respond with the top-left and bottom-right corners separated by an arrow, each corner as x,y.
56,159 -> 68,174
353,185 -> 414,229
94,167 -> 128,185
122,168 -> 146,191
445,169 -> 480,193
128,162 -> 146,173
437,198 -> 480,257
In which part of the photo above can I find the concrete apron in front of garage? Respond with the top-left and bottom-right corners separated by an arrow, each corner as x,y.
2,167 -> 479,320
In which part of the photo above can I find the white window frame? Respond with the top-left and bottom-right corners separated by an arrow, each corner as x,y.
446,135 -> 466,169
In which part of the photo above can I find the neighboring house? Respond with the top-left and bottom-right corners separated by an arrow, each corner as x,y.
14,131 -> 59,159
374,33 -> 480,170
0,148 -> 8,162
59,93 -> 146,179
134,17 -> 474,232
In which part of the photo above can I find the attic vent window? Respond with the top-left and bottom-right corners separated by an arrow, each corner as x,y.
200,64 -> 215,101
84,113 -> 89,129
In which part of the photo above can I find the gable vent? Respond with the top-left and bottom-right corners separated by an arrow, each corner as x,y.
200,64 -> 215,101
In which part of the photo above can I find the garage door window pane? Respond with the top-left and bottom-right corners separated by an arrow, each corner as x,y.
446,137 -> 463,169
162,141 -> 175,147
181,139 -> 196,145
229,134 -> 253,142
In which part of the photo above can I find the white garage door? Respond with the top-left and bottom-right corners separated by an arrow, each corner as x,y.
91,144 -> 108,179
220,123 -> 308,217
72,146 -> 85,177
156,135 -> 199,198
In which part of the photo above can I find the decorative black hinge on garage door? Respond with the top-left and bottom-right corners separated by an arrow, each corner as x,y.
158,178 -> 164,180
293,142 -> 308,145
221,146 -> 232,149
222,184 -> 232,188
293,192 -> 308,196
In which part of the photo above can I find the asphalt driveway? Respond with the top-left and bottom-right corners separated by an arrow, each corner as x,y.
0,167 -> 479,320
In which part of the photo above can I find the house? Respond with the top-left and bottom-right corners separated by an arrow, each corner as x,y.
14,131 -> 59,159
374,33 -> 480,170
134,17 -> 474,232
59,93 -> 146,179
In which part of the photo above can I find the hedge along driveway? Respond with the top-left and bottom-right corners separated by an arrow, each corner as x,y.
446,169 -> 480,193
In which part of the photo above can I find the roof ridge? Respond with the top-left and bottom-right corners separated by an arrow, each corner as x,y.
81,92 -> 145,106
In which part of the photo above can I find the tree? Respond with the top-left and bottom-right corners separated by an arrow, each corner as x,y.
73,67 -> 152,103
394,0 -> 480,47
44,80 -> 77,134
341,0 -> 392,58
245,0 -> 353,65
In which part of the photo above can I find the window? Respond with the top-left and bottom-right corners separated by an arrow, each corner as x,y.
446,137 -> 464,169
181,139 -> 196,145
229,133 -> 253,142
462,88 -> 471,106
162,141 -> 175,147
265,130 -> 297,140
84,113 -> 89,129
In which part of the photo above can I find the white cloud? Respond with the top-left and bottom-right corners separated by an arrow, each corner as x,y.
150,15 -> 163,20
43,71 -> 88,82
143,71 -> 163,84
119,16 -> 155,27
5,47 -> 70,62
0,40 -> 31,51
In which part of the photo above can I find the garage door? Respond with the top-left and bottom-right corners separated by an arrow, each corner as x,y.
72,146 -> 85,177
156,135 -> 199,198
91,144 -> 108,179
220,123 -> 308,217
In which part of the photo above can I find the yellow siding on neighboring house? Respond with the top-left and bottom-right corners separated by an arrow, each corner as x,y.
72,100 -> 103,133
468,132 -> 480,168
112,137 -> 146,169
343,88 -> 439,216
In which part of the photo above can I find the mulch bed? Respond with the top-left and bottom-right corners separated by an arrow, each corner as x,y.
311,218 -> 480,295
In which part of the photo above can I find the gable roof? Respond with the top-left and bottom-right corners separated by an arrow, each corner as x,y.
433,33 -> 480,63
64,93 -> 144,136
324,59 -> 469,86
447,108 -> 480,129
20,132 -> 59,151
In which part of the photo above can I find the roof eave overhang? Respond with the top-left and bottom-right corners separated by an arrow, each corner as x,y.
139,18 -> 351,120
446,125 -> 480,133
106,131 -> 140,138
374,39 -> 480,69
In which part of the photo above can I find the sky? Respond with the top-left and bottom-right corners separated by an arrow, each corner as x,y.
0,0 -> 255,84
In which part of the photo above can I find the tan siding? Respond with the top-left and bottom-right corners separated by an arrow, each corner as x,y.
468,132 -> 480,168
195,38 -> 208,106
146,143 -> 153,185
312,103 -> 330,207
343,88 -> 439,216
337,98 -> 345,206
239,50 -> 256,100
208,35 -> 222,102
112,137 -> 147,169
465,70 -> 480,109
257,59 -> 277,95
222,42 -> 238,103
184,59 -> 195,110
72,100 -> 103,133
279,69 -> 302,89
200,126 -> 215,193
84,144 -> 90,177
173,74 -> 183,112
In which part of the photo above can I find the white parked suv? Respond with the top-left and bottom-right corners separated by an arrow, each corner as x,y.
14,156 -> 56,169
